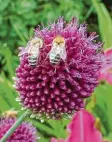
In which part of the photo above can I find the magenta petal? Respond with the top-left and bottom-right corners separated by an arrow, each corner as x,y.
51,138 -> 65,142
105,72 -> 112,84
105,48 -> 112,57
99,48 -> 112,84
66,110 -> 102,142
51,138 -> 58,142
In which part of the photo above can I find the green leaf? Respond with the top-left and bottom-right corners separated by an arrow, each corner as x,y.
0,0 -> 10,11
94,83 -> 112,133
0,72 -> 20,111
31,119 -> 56,137
0,96 -> 10,113
0,47 -> 14,77
48,119 -> 69,138
91,0 -> 112,49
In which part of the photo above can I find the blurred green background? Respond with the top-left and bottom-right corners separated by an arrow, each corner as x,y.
0,0 -> 112,141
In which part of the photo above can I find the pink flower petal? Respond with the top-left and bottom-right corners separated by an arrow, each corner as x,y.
105,48 -> 112,57
105,72 -> 112,84
51,138 -> 65,142
99,48 -> 112,84
66,110 -> 102,142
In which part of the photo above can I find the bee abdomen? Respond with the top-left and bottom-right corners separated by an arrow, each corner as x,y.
50,54 -> 60,64
28,56 -> 37,66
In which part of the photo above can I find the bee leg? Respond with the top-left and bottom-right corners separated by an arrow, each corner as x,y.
64,62 -> 70,72
54,68 -> 57,74
65,66 -> 70,73
66,68 -> 70,73
45,53 -> 50,61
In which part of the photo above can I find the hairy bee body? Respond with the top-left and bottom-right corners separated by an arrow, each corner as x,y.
18,37 -> 43,67
49,35 -> 67,65
27,37 -> 43,67
28,56 -> 37,66
49,54 -> 61,65
2,110 -> 17,119
28,50 -> 39,67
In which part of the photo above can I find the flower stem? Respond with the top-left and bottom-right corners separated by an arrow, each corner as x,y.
0,111 -> 30,142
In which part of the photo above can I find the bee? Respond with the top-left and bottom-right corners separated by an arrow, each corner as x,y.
18,37 -> 43,67
27,37 -> 43,67
49,35 -> 67,65
2,110 -> 18,119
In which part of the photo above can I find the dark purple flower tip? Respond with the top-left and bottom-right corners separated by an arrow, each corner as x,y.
0,118 -> 37,142
14,17 -> 104,119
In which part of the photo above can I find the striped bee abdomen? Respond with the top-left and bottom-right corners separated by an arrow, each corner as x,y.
50,54 -> 61,65
28,55 -> 37,66
49,35 -> 66,66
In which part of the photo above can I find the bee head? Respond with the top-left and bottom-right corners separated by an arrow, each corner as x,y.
53,35 -> 65,47
3,110 -> 18,119
30,37 -> 43,48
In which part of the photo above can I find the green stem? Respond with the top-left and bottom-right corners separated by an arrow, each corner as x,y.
0,111 -> 30,142
84,6 -> 94,20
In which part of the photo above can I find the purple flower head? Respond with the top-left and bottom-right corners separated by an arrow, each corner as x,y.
0,118 -> 37,142
15,17 -> 104,119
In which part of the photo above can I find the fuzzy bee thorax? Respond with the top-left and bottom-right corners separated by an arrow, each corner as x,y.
53,35 -> 65,45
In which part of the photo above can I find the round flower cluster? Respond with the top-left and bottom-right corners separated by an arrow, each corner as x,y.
0,118 -> 37,142
15,17 -> 104,119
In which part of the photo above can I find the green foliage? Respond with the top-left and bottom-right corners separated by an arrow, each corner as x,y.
0,0 -> 112,141
86,83 -> 112,141
94,84 -> 112,134
92,0 -> 112,49
0,0 -> 84,51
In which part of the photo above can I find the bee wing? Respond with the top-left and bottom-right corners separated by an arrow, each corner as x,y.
60,47 -> 67,60
18,46 -> 24,51
28,45 -> 40,57
18,48 -> 28,57
49,46 -> 58,58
